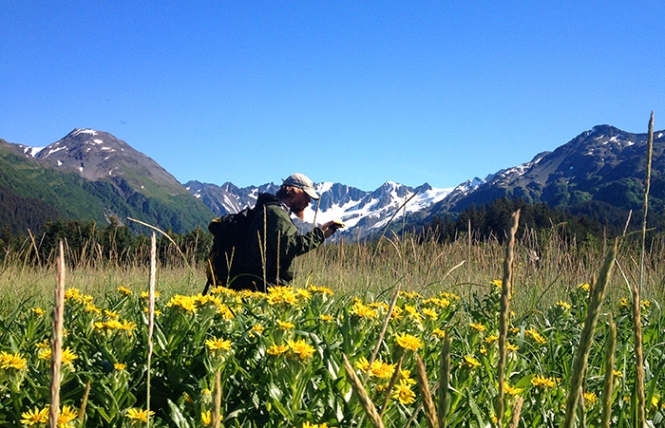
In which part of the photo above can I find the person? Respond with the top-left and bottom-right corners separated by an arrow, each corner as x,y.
228,173 -> 342,291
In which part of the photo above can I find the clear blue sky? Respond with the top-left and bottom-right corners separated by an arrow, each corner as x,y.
2,1 -> 664,191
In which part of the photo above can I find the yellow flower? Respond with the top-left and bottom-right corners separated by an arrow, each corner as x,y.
524,328 -> 547,345
395,333 -> 422,351
166,295 -> 198,313
462,355 -> 481,369
556,301 -> 572,311
432,328 -> 446,340
619,297 -> 630,308
20,406 -> 49,425
307,285 -> 334,296
350,301 -> 378,319
584,391 -> 597,408
126,408 -> 155,423
578,282 -> 590,292
642,299 -> 651,310
613,370 -> 623,377
201,410 -> 211,426
38,347 -> 78,367
392,379 -> 416,405
205,337 -> 232,353
531,375 -> 558,388
117,285 -> 132,295
479,347 -> 487,355
470,322 -> 487,332
423,296 -> 452,309
422,307 -> 438,320
266,286 -> 300,306
0,351 -> 27,370
504,382 -> 524,395
506,342 -> 520,352
484,334 -> 499,344
319,314 -> 334,322
141,290 -> 161,299
267,344 -> 289,356
277,320 -> 295,330
250,323 -> 265,336
32,307 -> 45,316
58,405 -> 78,425
288,339 -> 315,360
491,279 -> 503,288
404,305 -> 423,322
114,363 -> 126,371
217,304 -> 235,319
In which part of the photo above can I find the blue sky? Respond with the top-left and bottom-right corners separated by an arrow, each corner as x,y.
2,1 -> 664,191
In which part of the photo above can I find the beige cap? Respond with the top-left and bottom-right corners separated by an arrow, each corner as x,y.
283,173 -> 319,200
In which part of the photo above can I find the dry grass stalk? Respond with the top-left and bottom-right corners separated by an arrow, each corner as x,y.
415,354 -> 439,428
640,111 -> 654,294
601,314 -> 617,428
631,279 -> 646,427
212,369 -> 222,428
146,233 -> 157,428
438,335 -> 451,428
364,281 -> 403,384
563,239 -> 618,428
509,396 -> 524,428
342,353 -> 385,428
497,210 -> 520,427
379,354 -> 405,418
78,380 -> 91,426
49,241 -> 65,428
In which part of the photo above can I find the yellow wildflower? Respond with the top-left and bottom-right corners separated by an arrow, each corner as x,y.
556,301 -> 572,310
267,344 -> 289,356
422,307 -> 438,320
506,342 -> 519,352
392,379 -> 416,405
277,320 -> 295,330
126,408 -> 155,423
462,355 -> 481,369
619,297 -> 630,308
470,322 -> 487,332
578,282 -> 590,292
307,285 -> 334,296
114,363 -> 126,371
525,328 -> 547,345
32,307 -> 45,316
20,406 -> 49,426
117,285 -> 132,295
484,334 -> 499,344
350,301 -> 378,319
432,328 -> 446,339
288,339 -> 315,360
206,337 -> 232,353
584,391 -> 597,408
504,382 -> 524,395
266,286 -> 299,306
57,405 -> 78,426
141,290 -> 161,299
395,333 -> 422,351
531,375 -> 558,388
319,314 -> 334,322
491,279 -> 503,288
0,351 -> 27,370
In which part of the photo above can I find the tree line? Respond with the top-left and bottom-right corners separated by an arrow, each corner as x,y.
2,196 -> 663,268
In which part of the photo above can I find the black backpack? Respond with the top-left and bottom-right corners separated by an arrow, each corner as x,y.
203,194 -> 279,294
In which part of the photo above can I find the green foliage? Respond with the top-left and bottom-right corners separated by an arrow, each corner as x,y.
0,144 -> 213,236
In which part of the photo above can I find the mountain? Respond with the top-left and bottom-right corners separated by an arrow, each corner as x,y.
425,124 -> 665,219
1,129 -> 213,235
185,180 -> 453,238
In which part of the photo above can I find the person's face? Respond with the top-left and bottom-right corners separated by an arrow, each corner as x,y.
288,187 -> 311,218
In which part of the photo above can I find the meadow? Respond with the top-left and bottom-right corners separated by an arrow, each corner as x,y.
1,223 -> 665,427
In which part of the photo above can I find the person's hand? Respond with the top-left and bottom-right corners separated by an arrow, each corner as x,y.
321,220 -> 344,238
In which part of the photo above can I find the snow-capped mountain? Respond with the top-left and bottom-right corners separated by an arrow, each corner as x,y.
185,180 -> 453,238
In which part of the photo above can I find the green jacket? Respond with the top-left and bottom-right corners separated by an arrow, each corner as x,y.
234,193 -> 325,290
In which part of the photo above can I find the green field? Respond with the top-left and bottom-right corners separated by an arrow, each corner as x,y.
1,231 -> 664,427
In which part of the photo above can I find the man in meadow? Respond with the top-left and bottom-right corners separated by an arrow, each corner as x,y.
227,173 -> 342,291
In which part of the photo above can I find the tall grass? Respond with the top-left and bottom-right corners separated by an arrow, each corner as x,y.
2,226 -> 665,317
